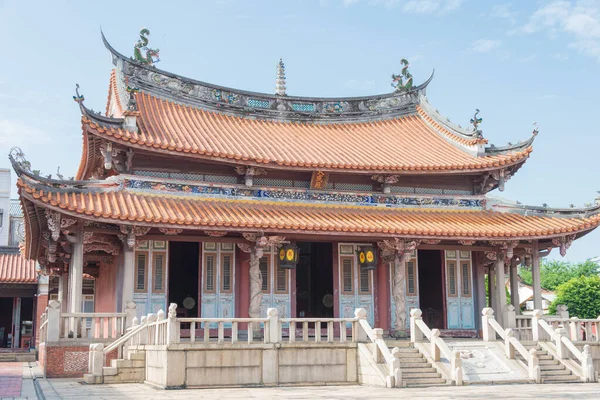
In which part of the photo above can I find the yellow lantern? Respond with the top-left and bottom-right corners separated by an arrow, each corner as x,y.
279,244 -> 299,269
357,245 -> 377,270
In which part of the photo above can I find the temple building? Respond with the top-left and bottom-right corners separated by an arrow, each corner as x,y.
10,30 -> 600,344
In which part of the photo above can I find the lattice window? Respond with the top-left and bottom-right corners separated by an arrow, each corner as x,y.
82,279 -> 95,293
205,254 -> 216,292
334,183 -> 373,192
253,178 -> 294,187
447,261 -> 457,296
415,187 -> 444,195
204,174 -> 237,184
276,263 -> 287,293
135,252 -> 147,292
359,269 -> 370,293
259,257 -> 269,292
134,170 -> 169,178
342,258 -> 353,293
444,189 -> 472,195
221,254 -> 232,292
293,180 -> 311,188
153,253 -> 165,293
292,103 -> 316,112
170,172 -> 205,181
462,262 -> 471,296
247,98 -> 270,108
391,186 -> 416,194
407,261 -> 416,295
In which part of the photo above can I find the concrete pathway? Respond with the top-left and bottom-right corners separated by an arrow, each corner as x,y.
39,379 -> 600,399
0,362 -> 37,400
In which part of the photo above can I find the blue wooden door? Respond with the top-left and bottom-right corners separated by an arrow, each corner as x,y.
445,250 -> 475,329
338,244 -> 375,326
200,242 -> 236,325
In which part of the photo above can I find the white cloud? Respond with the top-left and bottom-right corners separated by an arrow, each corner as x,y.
344,79 -> 376,90
343,0 -> 360,6
490,3 -> 518,25
0,119 -> 51,147
468,39 -> 502,53
344,0 -> 463,13
519,0 -> 600,62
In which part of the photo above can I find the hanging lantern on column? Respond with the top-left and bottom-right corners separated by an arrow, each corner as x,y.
278,244 -> 299,269
357,245 -> 377,270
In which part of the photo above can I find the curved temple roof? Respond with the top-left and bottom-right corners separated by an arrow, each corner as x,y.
89,32 -> 537,176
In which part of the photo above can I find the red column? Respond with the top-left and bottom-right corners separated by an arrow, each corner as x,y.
237,248 -> 250,319
376,258 -> 390,334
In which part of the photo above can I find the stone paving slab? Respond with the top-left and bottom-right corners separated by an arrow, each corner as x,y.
0,362 -> 38,400
40,379 -> 600,399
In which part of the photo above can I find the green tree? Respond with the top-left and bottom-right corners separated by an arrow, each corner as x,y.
549,276 -> 600,319
519,259 -> 599,291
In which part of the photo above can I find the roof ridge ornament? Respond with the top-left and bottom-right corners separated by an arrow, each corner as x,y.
133,28 -> 160,66
391,59 -> 413,92
470,109 -> 483,137
275,58 -> 287,96
73,83 -> 85,104
532,122 -> 539,136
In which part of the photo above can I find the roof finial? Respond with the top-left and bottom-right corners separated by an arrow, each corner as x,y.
532,122 -> 539,136
133,28 -> 160,65
276,58 -> 287,96
391,59 -> 413,92
470,108 -> 483,137
73,84 -> 84,103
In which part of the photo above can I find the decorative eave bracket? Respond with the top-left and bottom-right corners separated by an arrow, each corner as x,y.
377,238 -> 421,263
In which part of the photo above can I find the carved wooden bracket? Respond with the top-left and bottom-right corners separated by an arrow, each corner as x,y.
84,253 -> 114,266
119,225 -> 152,248
377,238 -> 421,263
159,228 -> 183,236
458,240 -> 477,246
421,239 -> 441,245
552,234 -> 576,257
241,232 -> 287,258
84,243 -> 120,255
310,171 -> 329,190
488,240 -> 519,262
371,174 -> 400,194
45,210 -> 62,241
235,166 -> 266,187
205,231 -> 227,237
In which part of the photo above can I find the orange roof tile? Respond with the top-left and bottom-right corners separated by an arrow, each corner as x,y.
83,91 -> 531,173
18,179 -> 599,240
0,252 -> 37,284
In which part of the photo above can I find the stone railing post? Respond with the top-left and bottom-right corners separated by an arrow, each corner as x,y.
431,329 -> 441,361
503,304 -> 516,329
481,308 -> 495,342
505,329 -> 515,359
410,309 -> 423,342
556,304 -> 569,319
166,303 -> 179,345
529,348 -> 541,383
372,328 -> 384,363
389,347 -> 402,388
125,301 -> 137,329
47,300 -> 61,342
451,350 -> 463,386
569,317 -> 581,342
582,345 -> 596,382
267,308 -> 279,343
88,343 -> 104,378
531,309 -> 544,341
554,327 -> 567,359
354,308 -> 369,342
146,314 -> 156,344
138,316 -> 148,345
156,309 -> 165,345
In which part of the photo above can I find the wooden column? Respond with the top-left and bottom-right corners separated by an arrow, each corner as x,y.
375,257 -> 390,333
474,254 -> 487,329
12,297 -> 21,348
495,257 -> 506,326
121,245 -> 135,312
488,265 -> 495,310
509,257 -> 520,314
531,240 -> 542,310
58,272 -> 68,312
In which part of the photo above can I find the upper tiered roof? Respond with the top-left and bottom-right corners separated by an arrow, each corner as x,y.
76,31 -> 538,179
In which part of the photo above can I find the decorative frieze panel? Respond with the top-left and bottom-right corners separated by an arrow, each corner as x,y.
125,179 -> 486,210
552,234 -> 576,257
158,228 -> 183,236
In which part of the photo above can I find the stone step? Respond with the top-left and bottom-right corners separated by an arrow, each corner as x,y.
102,367 -> 118,376
83,374 -> 102,384
404,377 -> 447,386
538,359 -> 559,365
385,340 -> 413,348
400,362 -> 432,369
128,352 -> 146,361
402,372 -> 441,379
542,374 -> 581,383
400,366 -> 437,373
399,357 -> 427,364
537,355 -> 553,360
111,359 -> 145,369
540,364 -> 568,371
394,348 -> 420,353
542,369 -> 572,376
102,367 -> 145,383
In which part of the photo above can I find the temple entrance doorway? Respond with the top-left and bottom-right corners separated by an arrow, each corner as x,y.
295,242 -> 334,318
169,242 -> 199,318
418,250 -> 445,329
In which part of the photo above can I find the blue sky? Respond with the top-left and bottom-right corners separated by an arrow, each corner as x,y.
1,0 -> 599,261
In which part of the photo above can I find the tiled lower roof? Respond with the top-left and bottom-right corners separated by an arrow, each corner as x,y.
18,179 -> 600,240
0,250 -> 37,284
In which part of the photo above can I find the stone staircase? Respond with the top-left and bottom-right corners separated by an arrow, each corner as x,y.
84,350 -> 145,384
387,341 -> 448,387
518,344 -> 580,384
0,352 -> 36,362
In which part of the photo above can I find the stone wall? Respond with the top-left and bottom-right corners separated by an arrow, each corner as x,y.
39,342 -> 118,378
144,343 -> 359,388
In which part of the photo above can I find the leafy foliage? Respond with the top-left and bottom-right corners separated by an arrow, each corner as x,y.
548,276 -> 600,319
519,259 -> 599,291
